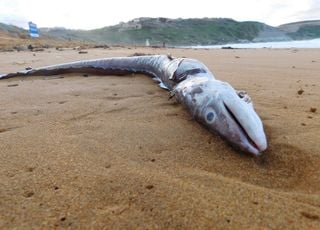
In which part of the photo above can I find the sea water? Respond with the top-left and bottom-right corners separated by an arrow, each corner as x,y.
188,38 -> 320,49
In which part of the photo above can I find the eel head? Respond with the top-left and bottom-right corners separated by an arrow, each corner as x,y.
174,77 -> 267,155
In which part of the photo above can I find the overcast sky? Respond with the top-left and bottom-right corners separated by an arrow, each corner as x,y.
0,0 -> 319,29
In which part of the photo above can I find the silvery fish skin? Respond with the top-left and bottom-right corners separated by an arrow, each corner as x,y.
0,55 -> 267,155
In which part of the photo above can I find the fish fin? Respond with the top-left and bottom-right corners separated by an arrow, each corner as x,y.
169,59 -> 184,80
152,77 -> 161,83
167,54 -> 174,60
159,82 -> 169,90
153,77 -> 169,90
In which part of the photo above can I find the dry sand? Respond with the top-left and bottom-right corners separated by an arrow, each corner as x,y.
0,47 -> 320,229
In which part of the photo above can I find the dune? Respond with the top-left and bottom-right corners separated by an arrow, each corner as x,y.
0,47 -> 319,229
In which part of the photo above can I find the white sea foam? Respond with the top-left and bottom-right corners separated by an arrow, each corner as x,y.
186,38 -> 320,49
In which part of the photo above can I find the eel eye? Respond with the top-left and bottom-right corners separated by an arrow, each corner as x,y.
205,110 -> 216,124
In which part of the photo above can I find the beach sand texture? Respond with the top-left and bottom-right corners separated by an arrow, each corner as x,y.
0,47 -> 320,229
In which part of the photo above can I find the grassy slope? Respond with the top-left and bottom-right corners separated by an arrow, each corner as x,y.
288,25 -> 320,39
91,19 -> 263,45
278,20 -> 320,40
40,18 -> 265,46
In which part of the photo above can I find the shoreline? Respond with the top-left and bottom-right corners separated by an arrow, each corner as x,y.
178,38 -> 320,49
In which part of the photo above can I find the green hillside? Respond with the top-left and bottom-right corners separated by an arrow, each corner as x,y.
278,20 -> 320,40
93,18 -> 263,45
40,18 -> 271,46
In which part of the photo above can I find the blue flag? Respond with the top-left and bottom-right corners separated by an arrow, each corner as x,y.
28,22 -> 39,38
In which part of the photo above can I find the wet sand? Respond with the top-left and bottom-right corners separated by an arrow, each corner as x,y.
0,47 -> 320,229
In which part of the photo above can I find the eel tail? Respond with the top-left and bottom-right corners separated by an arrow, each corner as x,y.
0,55 -> 175,82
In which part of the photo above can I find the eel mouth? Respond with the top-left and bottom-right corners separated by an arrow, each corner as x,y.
223,103 -> 261,153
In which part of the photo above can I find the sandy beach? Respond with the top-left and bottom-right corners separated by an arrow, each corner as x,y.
0,47 -> 320,229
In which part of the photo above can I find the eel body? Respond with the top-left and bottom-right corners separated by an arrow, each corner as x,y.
0,55 -> 267,155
